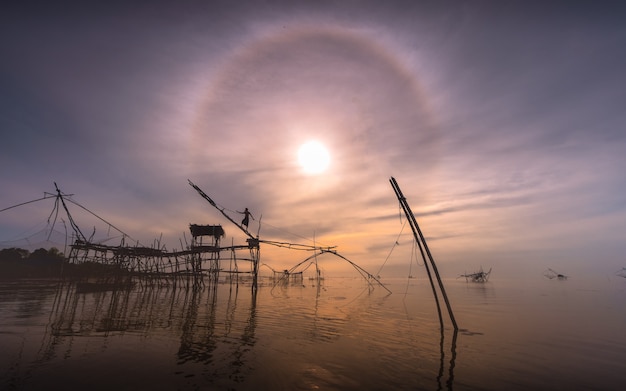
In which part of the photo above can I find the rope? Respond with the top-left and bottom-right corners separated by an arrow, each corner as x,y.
412,237 -> 423,266
63,198 -> 134,241
2,184 -> 139,248
260,220 -> 333,248
0,194 -> 56,213
188,179 -> 336,249
376,219 -> 408,277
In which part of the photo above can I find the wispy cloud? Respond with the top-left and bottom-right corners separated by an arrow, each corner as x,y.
2,2 -> 625,278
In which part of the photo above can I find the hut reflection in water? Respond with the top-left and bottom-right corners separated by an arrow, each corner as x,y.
40,277 -> 258,387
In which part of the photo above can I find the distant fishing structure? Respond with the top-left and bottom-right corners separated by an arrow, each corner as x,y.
389,177 -> 458,331
1,181 -> 389,292
617,268 -> 626,279
459,266 -> 492,283
543,268 -> 568,280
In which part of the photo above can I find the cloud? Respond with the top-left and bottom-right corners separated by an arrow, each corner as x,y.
2,2 -> 626,278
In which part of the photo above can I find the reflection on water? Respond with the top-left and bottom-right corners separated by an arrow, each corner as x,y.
1,276 -> 625,390
1,278 -> 260,390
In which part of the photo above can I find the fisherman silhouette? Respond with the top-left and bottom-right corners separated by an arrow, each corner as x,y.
238,207 -> 254,228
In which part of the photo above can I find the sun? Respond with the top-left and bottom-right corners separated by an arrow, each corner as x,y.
297,141 -> 330,174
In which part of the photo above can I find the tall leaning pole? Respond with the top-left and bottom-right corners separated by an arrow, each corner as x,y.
390,177 -> 458,331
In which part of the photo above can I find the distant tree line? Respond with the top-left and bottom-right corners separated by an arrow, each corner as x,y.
1,247 -> 131,279
0,247 -> 65,278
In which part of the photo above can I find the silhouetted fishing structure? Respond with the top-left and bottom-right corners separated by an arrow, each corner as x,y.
188,180 -> 390,293
544,268 -> 568,280
459,266 -> 492,283
1,182 -> 389,292
390,177 -> 458,331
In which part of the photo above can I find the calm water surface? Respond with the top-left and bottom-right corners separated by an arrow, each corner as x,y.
1,275 -> 625,390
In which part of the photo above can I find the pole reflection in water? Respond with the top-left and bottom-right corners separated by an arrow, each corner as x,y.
174,281 -> 257,385
436,328 -> 458,391
3,276 -> 626,390
2,277 -> 463,390
33,277 -> 258,390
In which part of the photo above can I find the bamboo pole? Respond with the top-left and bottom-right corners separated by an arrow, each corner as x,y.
390,177 -> 458,331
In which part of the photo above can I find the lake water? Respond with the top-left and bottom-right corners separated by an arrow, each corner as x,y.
1,274 -> 625,390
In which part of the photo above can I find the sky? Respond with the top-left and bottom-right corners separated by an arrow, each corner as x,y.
1,1 -> 626,279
